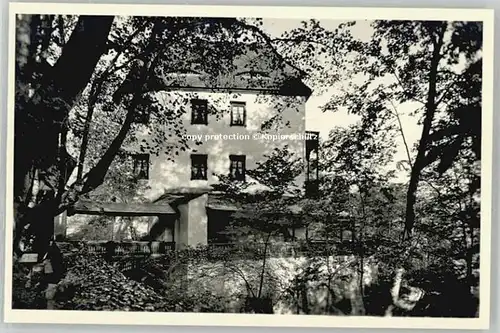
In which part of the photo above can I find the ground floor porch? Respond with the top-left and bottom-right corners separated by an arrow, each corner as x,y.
54,189 -> 355,252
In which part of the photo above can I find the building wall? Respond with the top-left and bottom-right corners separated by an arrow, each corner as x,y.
187,194 -> 209,247
54,211 -> 67,240
60,89 -> 307,245
131,90 -> 307,201
176,203 -> 189,249
175,194 -> 209,249
64,214 -> 154,241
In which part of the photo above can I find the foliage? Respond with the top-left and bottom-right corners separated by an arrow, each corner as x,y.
279,19 -> 482,238
12,263 -> 47,309
13,16 -> 482,317
14,14 -> 301,257
55,252 -> 175,311
271,18 -> 482,316
247,145 -> 304,194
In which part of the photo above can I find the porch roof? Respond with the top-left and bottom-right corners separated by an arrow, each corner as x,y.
206,194 -> 242,211
206,193 -> 304,214
70,200 -> 176,216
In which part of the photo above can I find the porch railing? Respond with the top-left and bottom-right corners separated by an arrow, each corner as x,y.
206,240 -> 359,258
58,241 -> 176,257
58,239 -> 368,259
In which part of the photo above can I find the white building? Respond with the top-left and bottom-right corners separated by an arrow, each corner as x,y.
57,40 -> 319,249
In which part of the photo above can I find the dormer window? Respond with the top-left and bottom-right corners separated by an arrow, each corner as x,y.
133,108 -> 150,124
191,99 -> 208,125
164,68 -> 202,77
230,102 -> 246,127
235,70 -> 270,80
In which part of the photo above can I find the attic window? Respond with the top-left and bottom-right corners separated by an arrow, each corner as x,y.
235,71 -> 270,79
162,69 -> 202,79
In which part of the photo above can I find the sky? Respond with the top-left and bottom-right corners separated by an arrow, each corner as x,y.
260,18 -> 423,183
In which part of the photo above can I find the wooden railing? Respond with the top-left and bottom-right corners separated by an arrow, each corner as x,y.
58,241 -> 176,257
206,240 -> 360,258
59,239 -> 375,260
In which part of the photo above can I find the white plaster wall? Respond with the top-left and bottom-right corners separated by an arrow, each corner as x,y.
62,90 -> 307,244
130,90 -> 307,200
160,224 -> 174,242
65,214 -> 164,241
187,194 -> 209,247
174,194 -> 209,248
176,203 -> 190,249
185,255 -> 380,314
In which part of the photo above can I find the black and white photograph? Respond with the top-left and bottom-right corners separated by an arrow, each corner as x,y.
3,3 -> 494,329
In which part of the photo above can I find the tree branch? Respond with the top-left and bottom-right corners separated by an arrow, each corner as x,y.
403,22 -> 447,240
434,80 -> 457,108
392,71 -> 427,105
388,99 -> 413,169
272,37 -> 342,67
233,20 -> 309,76
57,19 -> 196,211
225,263 -> 256,298
257,230 -> 274,298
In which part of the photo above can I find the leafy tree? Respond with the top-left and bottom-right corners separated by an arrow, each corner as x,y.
297,117 -> 399,315
206,145 -> 305,313
362,21 -> 482,239
268,20 -> 482,316
276,20 -> 482,239
15,14 -> 114,256
13,15 -> 302,258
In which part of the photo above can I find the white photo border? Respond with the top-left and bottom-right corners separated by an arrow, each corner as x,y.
3,2 -> 495,330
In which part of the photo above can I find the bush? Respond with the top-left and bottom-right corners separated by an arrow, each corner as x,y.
54,251 -> 175,311
12,263 -> 47,309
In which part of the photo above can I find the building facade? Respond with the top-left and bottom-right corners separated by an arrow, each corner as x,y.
58,39 -> 319,249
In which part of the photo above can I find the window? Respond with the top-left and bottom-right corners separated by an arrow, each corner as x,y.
235,70 -> 269,79
230,102 -> 246,126
229,155 -> 246,181
132,154 -> 149,180
191,154 -> 208,180
164,68 -> 202,76
133,108 -> 150,124
191,99 -> 208,125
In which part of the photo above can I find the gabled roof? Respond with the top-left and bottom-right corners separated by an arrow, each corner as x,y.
116,40 -> 311,98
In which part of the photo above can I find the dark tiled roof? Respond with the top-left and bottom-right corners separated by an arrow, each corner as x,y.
116,40 -> 311,98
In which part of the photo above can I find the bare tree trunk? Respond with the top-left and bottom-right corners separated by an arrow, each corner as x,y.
14,16 -> 114,197
352,190 -> 367,316
13,15 -> 115,256
300,283 -> 310,314
74,23 -> 146,182
403,23 -> 446,240
257,231 -> 273,299
325,234 -> 332,313
349,268 -> 366,316
76,79 -> 103,182
385,268 -> 406,316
